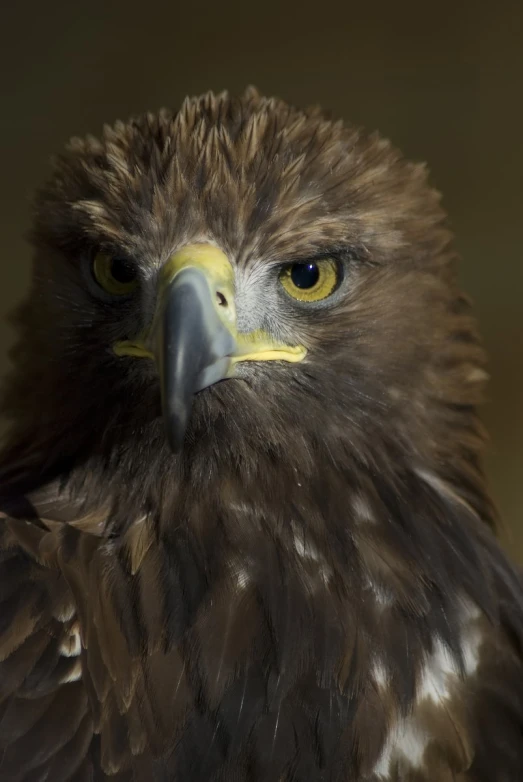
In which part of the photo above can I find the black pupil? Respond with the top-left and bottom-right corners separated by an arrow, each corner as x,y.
290,262 -> 320,289
110,257 -> 136,284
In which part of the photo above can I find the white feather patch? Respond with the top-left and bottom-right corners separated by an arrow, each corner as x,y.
292,528 -> 332,584
418,639 -> 459,705
54,604 -> 76,623
373,598 -> 484,778
59,658 -> 82,684
459,599 -> 483,675
374,720 -> 429,777
60,624 -> 81,658
352,496 -> 375,523
372,659 -> 388,690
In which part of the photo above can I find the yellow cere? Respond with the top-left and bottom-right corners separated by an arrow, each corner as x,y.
279,258 -> 338,302
93,253 -> 139,296
159,244 -> 235,289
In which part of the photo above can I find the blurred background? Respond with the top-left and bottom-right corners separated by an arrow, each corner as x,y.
0,0 -> 521,552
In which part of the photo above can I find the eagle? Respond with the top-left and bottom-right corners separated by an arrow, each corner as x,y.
0,87 -> 521,782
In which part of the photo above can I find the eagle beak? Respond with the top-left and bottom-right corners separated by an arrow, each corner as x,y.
114,244 -> 306,451
148,246 -> 237,452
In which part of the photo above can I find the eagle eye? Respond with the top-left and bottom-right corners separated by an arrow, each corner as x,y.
279,259 -> 338,302
92,253 -> 139,296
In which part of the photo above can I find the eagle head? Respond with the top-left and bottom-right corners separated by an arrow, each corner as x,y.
2,88 -> 489,522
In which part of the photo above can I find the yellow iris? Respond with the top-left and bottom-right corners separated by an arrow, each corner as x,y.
92,253 -> 138,296
279,258 -> 339,302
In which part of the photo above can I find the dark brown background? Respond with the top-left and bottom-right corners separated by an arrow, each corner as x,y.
0,1 -> 521,552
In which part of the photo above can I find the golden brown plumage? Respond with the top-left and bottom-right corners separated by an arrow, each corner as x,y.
0,87 -> 522,781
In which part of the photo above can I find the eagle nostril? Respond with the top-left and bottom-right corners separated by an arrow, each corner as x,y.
216,291 -> 228,307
